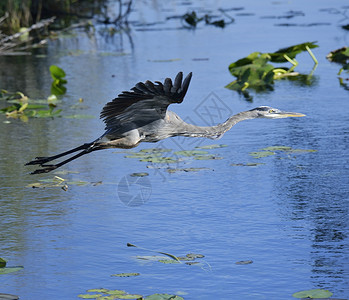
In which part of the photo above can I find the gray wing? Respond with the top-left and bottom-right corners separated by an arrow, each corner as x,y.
100,72 -> 192,133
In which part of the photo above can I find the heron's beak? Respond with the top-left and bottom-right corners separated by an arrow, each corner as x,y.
277,111 -> 306,118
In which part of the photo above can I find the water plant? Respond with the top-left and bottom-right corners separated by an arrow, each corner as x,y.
225,42 -> 318,99
327,47 -> 349,75
0,257 -> 23,275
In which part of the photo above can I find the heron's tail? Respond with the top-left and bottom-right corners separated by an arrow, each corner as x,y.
26,141 -> 99,174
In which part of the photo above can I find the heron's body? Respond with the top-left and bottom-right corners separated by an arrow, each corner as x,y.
26,72 -> 305,174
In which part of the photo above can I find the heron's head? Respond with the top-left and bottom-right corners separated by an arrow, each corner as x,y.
249,106 -> 306,119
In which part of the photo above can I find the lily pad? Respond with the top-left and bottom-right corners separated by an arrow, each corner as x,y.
78,294 -> 103,299
158,259 -> 180,264
186,253 -> 205,259
111,273 -> 140,277
249,151 -> 275,158
260,146 -> 292,151
173,150 -> 208,157
139,148 -> 171,153
0,266 -> 24,275
287,149 -> 317,153
140,157 -> 178,164
145,294 -> 184,300
231,163 -> 265,167
87,289 -> 110,293
292,289 -> 333,299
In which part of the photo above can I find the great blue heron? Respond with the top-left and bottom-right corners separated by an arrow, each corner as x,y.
26,72 -> 305,174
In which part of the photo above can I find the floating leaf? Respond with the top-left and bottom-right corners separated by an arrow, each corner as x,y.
173,150 -> 208,157
140,148 -> 171,153
0,266 -> 23,275
249,151 -> 275,158
78,294 -> 103,299
105,290 -> 127,295
186,253 -> 205,259
111,273 -> 140,277
87,289 -> 110,293
287,149 -> 317,154
292,289 -> 333,299
260,146 -> 292,151
158,259 -> 180,264
116,295 -> 143,299
145,294 -> 184,300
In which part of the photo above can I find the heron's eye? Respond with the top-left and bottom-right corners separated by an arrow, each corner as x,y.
269,109 -> 275,113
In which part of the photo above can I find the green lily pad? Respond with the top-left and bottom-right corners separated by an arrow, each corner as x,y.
158,259 -> 180,264
105,290 -> 127,295
111,273 -> 140,277
140,157 -> 178,164
115,295 -> 143,299
249,151 -> 275,158
194,155 -> 222,160
0,266 -> 24,275
87,289 -> 110,293
78,294 -> 103,299
173,150 -> 208,157
287,149 -> 317,153
139,148 -> 171,153
260,146 -> 292,151
186,253 -> 205,259
195,144 -> 228,149
145,294 -> 184,300
292,289 -> 333,299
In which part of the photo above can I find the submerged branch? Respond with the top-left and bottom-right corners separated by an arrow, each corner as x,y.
0,16 -> 55,55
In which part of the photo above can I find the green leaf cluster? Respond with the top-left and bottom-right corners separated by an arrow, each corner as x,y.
182,10 -> 233,28
327,47 -> 349,74
0,257 -> 23,275
226,42 -> 318,94
50,65 -> 67,95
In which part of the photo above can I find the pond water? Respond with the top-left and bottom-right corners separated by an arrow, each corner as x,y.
1,0 -> 348,299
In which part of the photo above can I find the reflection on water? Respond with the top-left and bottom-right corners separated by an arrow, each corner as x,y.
0,0 -> 349,299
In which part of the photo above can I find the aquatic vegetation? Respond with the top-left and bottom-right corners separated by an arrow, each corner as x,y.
0,257 -> 23,275
79,288 -> 183,300
327,47 -> 349,75
26,175 -> 89,190
292,288 -> 333,298
181,10 -> 234,28
225,42 -> 318,98
50,65 -> 67,95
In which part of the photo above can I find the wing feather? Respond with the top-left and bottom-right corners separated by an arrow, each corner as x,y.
100,72 -> 192,132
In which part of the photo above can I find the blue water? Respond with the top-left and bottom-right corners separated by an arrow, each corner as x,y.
0,0 -> 348,299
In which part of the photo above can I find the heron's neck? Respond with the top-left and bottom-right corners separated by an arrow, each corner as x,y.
174,110 -> 255,139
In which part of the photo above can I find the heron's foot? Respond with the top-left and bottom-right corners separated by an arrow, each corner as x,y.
30,165 -> 58,175
26,156 -> 51,166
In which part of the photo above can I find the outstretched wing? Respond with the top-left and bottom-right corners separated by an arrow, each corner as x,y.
100,72 -> 192,132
